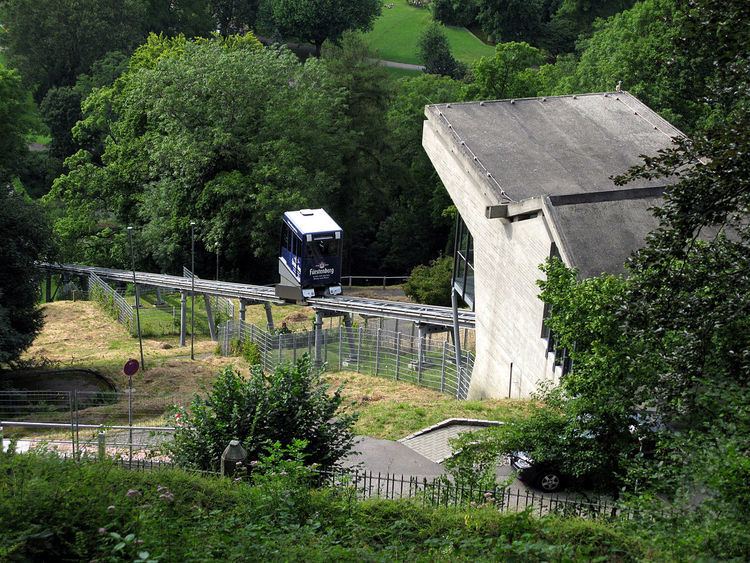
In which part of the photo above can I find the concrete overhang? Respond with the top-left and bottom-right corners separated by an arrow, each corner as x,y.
485,197 -> 544,221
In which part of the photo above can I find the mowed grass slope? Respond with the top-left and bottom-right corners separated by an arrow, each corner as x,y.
23,301 -> 530,439
365,0 -> 495,65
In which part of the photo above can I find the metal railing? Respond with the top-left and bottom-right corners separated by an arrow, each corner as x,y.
35,454 -> 622,520
0,390 -> 175,458
89,272 -> 134,327
220,321 -> 474,399
341,275 -> 408,288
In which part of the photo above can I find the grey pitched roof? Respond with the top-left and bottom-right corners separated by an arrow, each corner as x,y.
545,189 -> 664,278
426,92 -> 683,203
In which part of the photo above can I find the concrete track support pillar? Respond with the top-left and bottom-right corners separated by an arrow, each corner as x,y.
343,313 -> 356,363
264,302 -> 274,332
313,310 -> 324,368
239,299 -> 247,323
179,291 -> 187,347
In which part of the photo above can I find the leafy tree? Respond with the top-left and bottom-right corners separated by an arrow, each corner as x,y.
432,0 -> 480,27
376,74 -> 464,272
267,0 -> 382,56
1,0 -> 147,98
49,34 -> 350,280
0,65 -> 37,179
322,34 -> 392,274
477,0 -> 545,44
0,0 -> 213,100
210,0 -> 260,35
403,255 -> 453,305
0,188 -> 53,365
417,23 -> 466,79
569,0 -> 691,127
466,41 -> 545,99
39,87 -> 83,160
169,359 -> 356,471
545,0 -> 635,53
144,0 -> 214,37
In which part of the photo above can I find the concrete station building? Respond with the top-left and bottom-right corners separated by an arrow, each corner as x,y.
422,92 -> 683,399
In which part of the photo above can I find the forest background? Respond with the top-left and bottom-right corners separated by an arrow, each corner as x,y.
0,0 -> 718,284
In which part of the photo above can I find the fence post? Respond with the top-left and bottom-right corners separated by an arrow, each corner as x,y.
74,390 -> 80,460
323,327 -> 327,364
278,334 -> 282,364
375,328 -> 381,376
441,340 -> 447,393
356,327 -> 363,373
68,391 -> 75,458
97,428 -> 106,461
395,332 -> 401,380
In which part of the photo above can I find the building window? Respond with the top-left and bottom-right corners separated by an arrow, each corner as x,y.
541,242 -> 572,376
452,214 -> 475,310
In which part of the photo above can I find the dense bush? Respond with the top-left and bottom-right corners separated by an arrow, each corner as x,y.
0,451 -> 657,561
403,255 -> 453,306
169,358 -> 356,471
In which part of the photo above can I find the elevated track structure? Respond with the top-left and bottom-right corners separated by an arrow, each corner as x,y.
40,263 -> 475,373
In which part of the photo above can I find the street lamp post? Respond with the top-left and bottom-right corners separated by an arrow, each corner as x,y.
127,227 -> 145,372
215,242 -> 220,281
190,221 -> 196,361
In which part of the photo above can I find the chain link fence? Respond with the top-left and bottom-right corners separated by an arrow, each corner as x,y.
219,320 -> 474,399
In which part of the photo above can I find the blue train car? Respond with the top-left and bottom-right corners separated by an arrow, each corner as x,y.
275,208 -> 343,301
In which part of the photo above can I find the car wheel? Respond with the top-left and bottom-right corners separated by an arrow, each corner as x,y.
536,472 -> 562,492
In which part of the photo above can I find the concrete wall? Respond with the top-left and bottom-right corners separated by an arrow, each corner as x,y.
423,119 -> 563,398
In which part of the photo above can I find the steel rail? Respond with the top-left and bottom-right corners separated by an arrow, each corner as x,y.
40,263 -> 476,328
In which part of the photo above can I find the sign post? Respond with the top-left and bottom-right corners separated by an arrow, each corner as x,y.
123,359 -> 140,463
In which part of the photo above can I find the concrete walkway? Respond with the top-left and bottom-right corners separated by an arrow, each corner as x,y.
341,436 -> 445,478
373,59 -> 425,71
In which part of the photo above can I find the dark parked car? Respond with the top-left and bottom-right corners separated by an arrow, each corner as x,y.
510,451 -> 569,492
509,412 -> 666,493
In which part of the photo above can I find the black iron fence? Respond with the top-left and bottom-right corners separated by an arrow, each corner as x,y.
41,454 -> 622,520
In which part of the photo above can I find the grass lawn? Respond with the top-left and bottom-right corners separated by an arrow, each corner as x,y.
365,0 -> 495,65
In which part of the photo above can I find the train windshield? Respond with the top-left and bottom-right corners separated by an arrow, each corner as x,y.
307,237 -> 339,262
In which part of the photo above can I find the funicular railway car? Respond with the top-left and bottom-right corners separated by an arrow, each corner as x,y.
275,208 -> 343,302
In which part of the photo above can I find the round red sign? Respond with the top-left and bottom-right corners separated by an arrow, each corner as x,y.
123,359 -> 140,376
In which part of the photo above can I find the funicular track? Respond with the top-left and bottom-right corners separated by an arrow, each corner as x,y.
40,263 -> 475,329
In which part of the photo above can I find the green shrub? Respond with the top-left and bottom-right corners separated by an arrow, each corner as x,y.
168,357 -> 356,471
0,452 -> 656,561
404,255 -> 453,305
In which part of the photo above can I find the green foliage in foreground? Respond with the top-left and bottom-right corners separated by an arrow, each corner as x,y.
0,452 -> 657,561
169,359 -> 356,471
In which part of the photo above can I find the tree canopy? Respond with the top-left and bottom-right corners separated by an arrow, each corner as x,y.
0,188 -> 53,365
267,0 -> 382,56
0,0 -> 213,99
0,65 -> 37,180
48,33 -> 353,279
